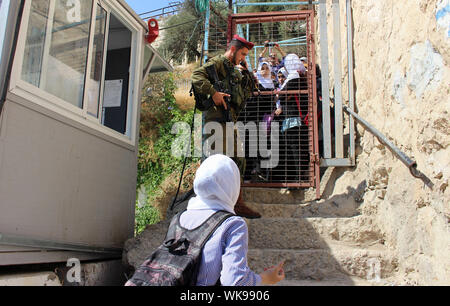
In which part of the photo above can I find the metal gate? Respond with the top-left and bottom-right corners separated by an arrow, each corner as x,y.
228,10 -> 320,194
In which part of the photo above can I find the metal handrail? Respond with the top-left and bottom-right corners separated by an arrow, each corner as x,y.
343,106 -> 433,189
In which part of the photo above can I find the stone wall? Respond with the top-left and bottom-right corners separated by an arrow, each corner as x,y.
317,0 -> 449,285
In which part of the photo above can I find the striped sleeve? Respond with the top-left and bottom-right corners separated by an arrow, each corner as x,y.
220,217 -> 262,286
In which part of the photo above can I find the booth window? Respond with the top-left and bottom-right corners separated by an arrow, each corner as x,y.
22,0 -> 93,109
101,13 -> 132,135
19,0 -> 136,138
86,4 -> 107,118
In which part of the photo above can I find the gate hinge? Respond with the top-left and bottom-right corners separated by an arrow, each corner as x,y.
311,153 -> 320,164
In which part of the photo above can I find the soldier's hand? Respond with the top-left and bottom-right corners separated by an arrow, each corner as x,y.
212,92 -> 231,110
240,60 -> 248,71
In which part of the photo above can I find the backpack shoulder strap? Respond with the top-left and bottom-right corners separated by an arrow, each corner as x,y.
165,210 -> 234,246
164,211 -> 184,243
195,210 -> 235,249
172,210 -> 234,249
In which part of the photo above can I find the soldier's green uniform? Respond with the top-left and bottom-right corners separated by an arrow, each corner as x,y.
191,55 -> 255,175
192,55 -> 254,122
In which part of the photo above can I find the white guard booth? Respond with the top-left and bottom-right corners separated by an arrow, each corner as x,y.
0,0 -> 172,265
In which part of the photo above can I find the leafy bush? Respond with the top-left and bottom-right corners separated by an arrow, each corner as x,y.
135,72 -> 199,235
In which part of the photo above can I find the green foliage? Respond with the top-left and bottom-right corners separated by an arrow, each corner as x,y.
158,0 -> 203,64
135,204 -> 160,234
135,72 -> 198,235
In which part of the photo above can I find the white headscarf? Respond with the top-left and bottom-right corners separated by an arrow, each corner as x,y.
280,54 -> 306,90
256,61 -> 275,90
278,67 -> 289,78
187,154 -> 241,214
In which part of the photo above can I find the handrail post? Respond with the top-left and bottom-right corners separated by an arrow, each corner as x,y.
343,106 -> 433,189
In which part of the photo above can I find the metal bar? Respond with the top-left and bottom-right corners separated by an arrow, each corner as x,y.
209,19 -> 227,35
227,14 -> 234,45
343,105 -> 433,189
235,22 -> 251,67
246,23 -> 249,41
253,42 -> 307,49
254,90 -> 309,95
234,14 -> 311,24
82,0 -> 98,117
271,42 -> 308,47
1,0 -> 24,113
210,2 -> 227,23
203,0 -> 210,63
235,2 -> 320,7
276,36 -> 307,43
159,19 -> 197,30
319,0 -> 332,159
143,52 -> 157,82
0,233 -> 123,255
39,0 -> 56,90
254,47 -> 257,70
342,106 -> 413,168
231,10 -> 317,190
231,10 -> 312,18
320,158 -> 352,167
138,3 -> 181,16
242,182 -> 314,188
246,24 -> 251,70
309,11 -> 321,200
207,39 -> 227,51
332,0 -> 344,158
346,0 -> 355,165
142,10 -> 178,20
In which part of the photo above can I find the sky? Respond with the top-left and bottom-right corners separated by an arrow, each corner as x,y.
125,0 -> 175,16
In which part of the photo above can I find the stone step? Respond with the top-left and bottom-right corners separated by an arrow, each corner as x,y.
241,166 -> 359,206
248,243 -> 398,281
0,272 -> 62,286
247,216 -> 383,250
246,199 -> 361,218
242,187 -> 318,205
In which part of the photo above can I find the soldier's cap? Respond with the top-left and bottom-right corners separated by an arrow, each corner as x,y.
231,35 -> 254,50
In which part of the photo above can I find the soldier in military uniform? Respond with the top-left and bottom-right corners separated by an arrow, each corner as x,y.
191,35 -> 261,219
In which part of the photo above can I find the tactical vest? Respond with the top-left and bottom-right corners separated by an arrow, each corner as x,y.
203,56 -> 248,123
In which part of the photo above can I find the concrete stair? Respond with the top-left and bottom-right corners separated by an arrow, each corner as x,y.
242,187 -> 398,286
277,276 -> 382,286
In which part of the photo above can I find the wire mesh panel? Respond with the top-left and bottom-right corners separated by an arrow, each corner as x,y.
205,0 -> 230,59
230,11 -> 319,189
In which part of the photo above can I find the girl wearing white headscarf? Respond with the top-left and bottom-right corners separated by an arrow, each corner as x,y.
180,154 -> 285,286
280,53 -> 306,90
184,154 -> 241,214
256,61 -> 275,90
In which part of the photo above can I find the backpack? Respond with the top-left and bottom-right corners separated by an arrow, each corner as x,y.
125,210 -> 234,286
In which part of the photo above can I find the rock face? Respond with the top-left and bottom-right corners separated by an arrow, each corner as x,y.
317,0 -> 450,285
